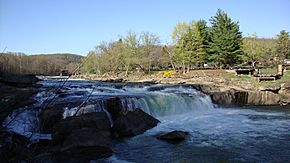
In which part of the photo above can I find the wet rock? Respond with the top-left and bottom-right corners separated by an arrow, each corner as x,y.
39,100 -> 83,133
0,74 -> 40,87
60,128 -> 113,159
32,152 -> 90,163
106,97 -> 124,121
27,139 -> 55,159
156,131 -> 189,143
106,97 -> 160,138
0,82 -> 38,124
112,109 -> 160,138
72,104 -> 102,116
52,112 -> 111,145
0,131 -> 32,162
29,139 -> 52,150
39,108 -> 64,133
51,112 -> 112,160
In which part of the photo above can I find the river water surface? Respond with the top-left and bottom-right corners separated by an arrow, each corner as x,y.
3,79 -> 290,162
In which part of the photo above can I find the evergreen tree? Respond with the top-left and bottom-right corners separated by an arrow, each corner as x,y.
276,30 -> 290,60
188,20 -> 208,66
208,9 -> 243,67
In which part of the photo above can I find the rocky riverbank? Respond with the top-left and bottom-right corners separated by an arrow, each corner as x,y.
0,74 -> 41,162
83,72 -> 290,106
0,74 -> 40,124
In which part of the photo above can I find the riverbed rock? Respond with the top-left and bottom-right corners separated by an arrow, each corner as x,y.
39,108 -> 64,133
52,112 -> 111,144
0,74 -> 40,87
0,82 -> 38,124
39,100 -> 84,133
107,97 -> 159,138
247,91 -> 281,105
0,131 -> 32,162
106,97 -> 124,121
60,128 -> 113,159
112,109 -> 160,138
209,90 -> 248,106
156,131 -> 189,143
51,112 -> 113,160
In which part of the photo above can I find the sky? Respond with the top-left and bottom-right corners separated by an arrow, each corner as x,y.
0,0 -> 290,55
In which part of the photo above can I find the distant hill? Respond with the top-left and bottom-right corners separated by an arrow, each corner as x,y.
0,53 -> 84,76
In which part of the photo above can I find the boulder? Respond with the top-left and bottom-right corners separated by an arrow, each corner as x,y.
106,97 -> 124,121
112,109 -> 160,138
60,128 -> 113,159
39,107 -> 64,133
51,112 -> 113,160
32,152 -> 90,163
106,97 -> 160,138
39,100 -> 83,133
0,74 -> 40,87
0,131 -> 32,162
0,83 -> 38,124
52,112 -> 111,145
156,131 -> 189,143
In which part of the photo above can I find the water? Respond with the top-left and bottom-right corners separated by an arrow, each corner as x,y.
3,79 -> 290,162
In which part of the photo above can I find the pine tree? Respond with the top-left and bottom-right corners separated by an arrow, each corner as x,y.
188,20 -> 208,66
209,9 -> 243,68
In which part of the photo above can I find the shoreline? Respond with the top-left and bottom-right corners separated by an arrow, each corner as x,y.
78,72 -> 290,106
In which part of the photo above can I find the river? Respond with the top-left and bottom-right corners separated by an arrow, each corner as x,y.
3,79 -> 290,162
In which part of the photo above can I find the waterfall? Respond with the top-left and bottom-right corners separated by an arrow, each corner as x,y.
118,92 -> 214,117
62,85 -> 215,119
3,80 -> 215,141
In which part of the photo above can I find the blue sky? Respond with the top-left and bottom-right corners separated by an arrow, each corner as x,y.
0,0 -> 289,55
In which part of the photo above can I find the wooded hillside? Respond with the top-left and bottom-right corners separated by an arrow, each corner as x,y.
0,53 -> 83,76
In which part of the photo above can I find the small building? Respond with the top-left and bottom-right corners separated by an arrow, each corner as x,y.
60,70 -> 69,76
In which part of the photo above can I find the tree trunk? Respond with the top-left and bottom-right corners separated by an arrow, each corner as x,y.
125,64 -> 130,77
182,62 -> 186,74
186,64 -> 190,73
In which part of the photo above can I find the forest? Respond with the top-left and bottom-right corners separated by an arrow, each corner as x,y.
1,9 -> 289,76
0,53 -> 83,76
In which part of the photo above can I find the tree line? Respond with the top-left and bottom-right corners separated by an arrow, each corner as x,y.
81,32 -> 171,75
0,53 -> 83,76
1,9 -> 289,76
82,9 -> 290,75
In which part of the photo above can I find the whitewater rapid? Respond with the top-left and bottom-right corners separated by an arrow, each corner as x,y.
2,79 -> 290,162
